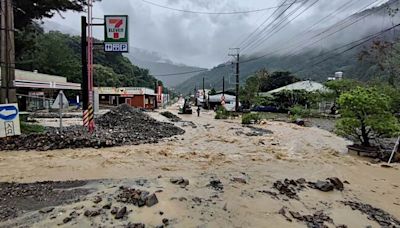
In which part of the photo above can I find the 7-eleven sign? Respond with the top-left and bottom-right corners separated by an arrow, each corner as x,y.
104,15 -> 129,52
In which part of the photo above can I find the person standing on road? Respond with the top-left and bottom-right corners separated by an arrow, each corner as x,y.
197,106 -> 201,117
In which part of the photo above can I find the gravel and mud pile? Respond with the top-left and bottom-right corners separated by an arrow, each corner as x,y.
0,181 -> 90,222
342,201 -> 400,227
0,104 -> 185,151
160,111 -> 182,122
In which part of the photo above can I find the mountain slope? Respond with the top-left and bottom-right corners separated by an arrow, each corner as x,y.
125,50 -> 205,88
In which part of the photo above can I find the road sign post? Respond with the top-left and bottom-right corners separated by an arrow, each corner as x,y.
0,103 -> 20,138
81,13 -> 129,133
104,15 -> 129,52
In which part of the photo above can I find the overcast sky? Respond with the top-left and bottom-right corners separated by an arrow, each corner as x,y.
47,0 -> 390,68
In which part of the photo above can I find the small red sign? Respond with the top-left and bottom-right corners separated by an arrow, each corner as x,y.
121,94 -> 134,97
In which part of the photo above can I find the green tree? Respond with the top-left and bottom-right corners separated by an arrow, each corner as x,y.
272,89 -> 314,111
14,0 -> 93,29
240,75 -> 261,108
24,31 -> 81,82
324,79 -> 361,104
336,87 -> 400,147
14,0 -> 98,58
209,88 -> 217,95
259,71 -> 299,92
93,64 -> 121,87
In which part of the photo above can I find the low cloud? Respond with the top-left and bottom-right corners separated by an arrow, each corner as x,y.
47,0 -> 392,68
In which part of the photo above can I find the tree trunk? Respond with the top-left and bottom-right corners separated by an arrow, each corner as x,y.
360,122 -> 370,147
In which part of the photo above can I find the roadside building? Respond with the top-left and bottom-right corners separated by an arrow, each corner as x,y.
208,93 -> 237,111
258,80 -> 332,113
95,87 -> 157,110
0,69 -> 81,111
259,80 -> 328,96
195,89 -> 210,106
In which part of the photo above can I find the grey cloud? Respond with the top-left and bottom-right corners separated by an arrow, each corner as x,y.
48,0 -> 392,68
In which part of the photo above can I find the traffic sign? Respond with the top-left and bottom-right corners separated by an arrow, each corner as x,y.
104,15 -> 129,53
0,103 -> 21,138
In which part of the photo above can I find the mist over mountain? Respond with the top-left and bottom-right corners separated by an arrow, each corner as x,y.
175,0 -> 400,94
43,21 -> 205,88
124,50 -> 205,88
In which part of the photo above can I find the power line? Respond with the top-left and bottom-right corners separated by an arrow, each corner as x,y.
239,0 -> 300,52
264,0 -> 382,58
150,0 -> 394,77
237,0 -> 376,59
237,1 -> 394,66
295,0 -> 361,38
294,23 -> 400,72
141,0 -> 307,15
286,0 -> 387,57
242,0 -> 381,60
219,0 -> 292,64
241,0 -> 309,53
243,0 -> 321,55
229,0 -> 361,63
234,0 -> 291,49
278,0 -> 359,48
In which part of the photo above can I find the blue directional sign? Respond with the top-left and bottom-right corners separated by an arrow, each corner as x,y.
0,103 -> 20,138
0,105 -> 18,121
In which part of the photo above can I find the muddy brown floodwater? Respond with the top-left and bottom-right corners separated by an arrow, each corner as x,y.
0,107 -> 399,228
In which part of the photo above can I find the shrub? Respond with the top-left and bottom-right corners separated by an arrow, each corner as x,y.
242,113 -> 262,124
215,106 -> 230,119
289,105 -> 311,118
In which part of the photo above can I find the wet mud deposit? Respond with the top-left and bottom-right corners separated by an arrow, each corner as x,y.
0,180 -> 90,222
0,108 -> 399,227
0,104 -> 184,151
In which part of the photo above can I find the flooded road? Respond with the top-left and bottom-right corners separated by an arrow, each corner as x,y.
0,107 -> 399,227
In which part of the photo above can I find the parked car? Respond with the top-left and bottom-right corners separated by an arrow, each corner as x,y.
251,105 -> 278,113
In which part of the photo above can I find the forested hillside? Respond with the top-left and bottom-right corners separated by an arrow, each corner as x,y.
13,0 -> 159,89
16,30 -> 160,89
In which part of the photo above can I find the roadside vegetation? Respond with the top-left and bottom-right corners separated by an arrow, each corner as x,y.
236,59 -> 400,148
242,113 -> 262,124
215,106 -> 230,119
20,122 -> 45,134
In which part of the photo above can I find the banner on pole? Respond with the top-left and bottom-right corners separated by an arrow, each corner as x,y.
104,15 -> 129,52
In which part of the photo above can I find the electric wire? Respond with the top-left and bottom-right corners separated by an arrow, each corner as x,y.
293,22 -> 400,73
242,0 -> 321,55
286,0 -> 387,57
241,0 -> 308,53
239,0 -> 301,53
151,0 -> 394,77
141,0 -> 308,15
234,0 -> 291,50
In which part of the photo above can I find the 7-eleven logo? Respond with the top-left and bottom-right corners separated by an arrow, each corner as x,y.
109,19 -> 123,39
106,16 -> 127,40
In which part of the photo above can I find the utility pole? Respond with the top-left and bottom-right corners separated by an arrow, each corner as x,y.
222,76 -> 225,96
0,0 -> 16,104
81,16 -> 88,113
155,80 -> 160,109
229,48 -> 240,112
203,77 -> 206,108
202,77 -> 205,100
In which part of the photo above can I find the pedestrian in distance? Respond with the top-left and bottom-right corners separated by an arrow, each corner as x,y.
197,106 -> 201,117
